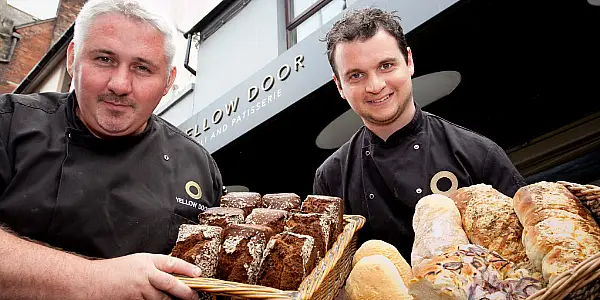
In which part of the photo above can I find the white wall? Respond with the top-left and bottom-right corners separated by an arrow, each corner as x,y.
36,57 -> 68,93
154,0 -> 224,117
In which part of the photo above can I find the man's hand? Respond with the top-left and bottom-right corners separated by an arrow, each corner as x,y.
90,253 -> 202,300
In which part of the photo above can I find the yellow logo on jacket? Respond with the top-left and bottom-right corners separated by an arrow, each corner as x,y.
430,171 -> 458,197
185,181 -> 202,200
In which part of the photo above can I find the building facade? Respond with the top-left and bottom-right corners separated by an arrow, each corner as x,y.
162,0 -> 600,196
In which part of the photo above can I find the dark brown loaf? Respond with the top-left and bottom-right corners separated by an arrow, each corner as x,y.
284,212 -> 333,261
217,223 -> 274,284
197,207 -> 244,229
220,192 -> 262,217
245,208 -> 289,234
261,193 -> 301,211
450,184 -> 536,275
301,195 -> 343,247
257,232 -> 317,290
171,224 -> 222,278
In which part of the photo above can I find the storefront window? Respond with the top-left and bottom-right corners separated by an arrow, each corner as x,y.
286,0 -> 359,46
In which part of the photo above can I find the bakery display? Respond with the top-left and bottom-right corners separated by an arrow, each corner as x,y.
170,181 -> 600,299
171,224 -> 222,278
217,223 -> 274,284
411,194 -> 469,268
346,254 -> 413,300
450,184 -> 537,275
245,208 -> 289,234
197,207 -> 245,228
352,239 -> 413,286
513,181 -> 600,284
257,231 -> 317,290
220,192 -> 262,217
261,193 -> 301,211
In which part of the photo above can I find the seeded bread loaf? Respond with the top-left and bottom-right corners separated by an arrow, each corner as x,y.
450,184 -> 536,275
411,194 -> 469,268
513,181 -> 600,284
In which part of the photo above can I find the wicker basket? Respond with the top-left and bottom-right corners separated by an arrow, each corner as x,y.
526,181 -> 600,300
177,214 -> 366,300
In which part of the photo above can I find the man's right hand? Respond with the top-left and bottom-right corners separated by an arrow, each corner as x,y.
88,253 -> 202,300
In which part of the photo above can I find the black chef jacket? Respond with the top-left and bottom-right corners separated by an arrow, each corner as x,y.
0,92 -> 223,258
313,105 -> 525,260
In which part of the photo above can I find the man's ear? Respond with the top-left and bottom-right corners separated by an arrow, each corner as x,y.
66,41 -> 76,77
406,47 -> 415,77
333,73 -> 346,99
163,66 -> 177,96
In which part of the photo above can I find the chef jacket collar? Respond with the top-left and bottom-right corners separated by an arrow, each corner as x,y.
364,103 -> 424,148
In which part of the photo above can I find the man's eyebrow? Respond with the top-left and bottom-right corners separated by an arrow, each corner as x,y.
343,68 -> 363,77
133,57 -> 159,70
90,49 -> 115,56
379,57 -> 399,64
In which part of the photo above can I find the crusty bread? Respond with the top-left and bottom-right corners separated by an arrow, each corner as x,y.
352,240 -> 412,286
450,184 -> 536,275
408,244 -> 542,300
411,194 -> 469,268
513,181 -> 600,284
346,255 -> 413,300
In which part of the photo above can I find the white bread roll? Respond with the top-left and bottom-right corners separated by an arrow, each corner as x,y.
408,244 -> 542,300
513,182 -> 600,283
352,240 -> 413,286
450,184 -> 538,276
345,255 -> 412,300
411,194 -> 469,268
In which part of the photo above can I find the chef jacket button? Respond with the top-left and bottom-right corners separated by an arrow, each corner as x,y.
413,144 -> 420,150
68,133 -> 71,138
365,150 -> 370,156
416,188 -> 422,194
163,154 -> 170,161
368,193 -> 375,199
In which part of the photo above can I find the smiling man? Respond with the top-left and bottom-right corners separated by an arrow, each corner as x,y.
313,8 -> 525,261
0,0 -> 222,299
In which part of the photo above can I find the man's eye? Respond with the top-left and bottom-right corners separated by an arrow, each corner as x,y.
136,66 -> 150,73
381,63 -> 393,70
349,73 -> 362,80
96,57 -> 111,63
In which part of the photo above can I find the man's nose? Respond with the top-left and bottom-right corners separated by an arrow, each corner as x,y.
365,74 -> 385,94
107,66 -> 133,96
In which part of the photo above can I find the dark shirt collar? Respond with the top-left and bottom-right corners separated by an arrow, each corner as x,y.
65,92 -> 153,149
364,103 -> 424,147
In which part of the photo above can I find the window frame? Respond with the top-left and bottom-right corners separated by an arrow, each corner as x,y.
285,0 -> 334,47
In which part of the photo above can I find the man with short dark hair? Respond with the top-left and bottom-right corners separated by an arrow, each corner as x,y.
314,7 -> 525,260
0,1 -> 221,299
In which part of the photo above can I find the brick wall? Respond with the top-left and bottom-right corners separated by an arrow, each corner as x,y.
0,20 -> 54,94
52,0 -> 86,44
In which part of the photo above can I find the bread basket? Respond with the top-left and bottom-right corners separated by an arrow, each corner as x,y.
526,181 -> 600,300
176,214 -> 365,299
